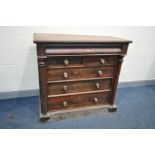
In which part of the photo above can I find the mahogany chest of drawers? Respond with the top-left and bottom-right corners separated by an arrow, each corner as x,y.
33,33 -> 132,121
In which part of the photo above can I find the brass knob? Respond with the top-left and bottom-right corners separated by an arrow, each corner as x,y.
64,59 -> 69,66
62,101 -> 68,107
98,70 -> 103,76
63,72 -> 68,78
100,58 -> 105,64
93,97 -> 98,103
63,85 -> 68,91
96,83 -> 100,89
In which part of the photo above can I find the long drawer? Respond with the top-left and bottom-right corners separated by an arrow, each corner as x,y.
47,66 -> 116,81
48,91 -> 111,111
47,78 -> 113,95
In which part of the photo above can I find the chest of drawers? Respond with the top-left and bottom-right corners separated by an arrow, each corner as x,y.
33,33 -> 132,121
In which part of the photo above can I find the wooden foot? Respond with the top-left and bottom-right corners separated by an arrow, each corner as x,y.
40,116 -> 50,123
108,104 -> 117,112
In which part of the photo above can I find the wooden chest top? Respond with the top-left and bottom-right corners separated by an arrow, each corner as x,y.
33,33 -> 132,43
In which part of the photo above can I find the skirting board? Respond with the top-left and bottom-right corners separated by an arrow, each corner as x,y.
0,80 -> 155,100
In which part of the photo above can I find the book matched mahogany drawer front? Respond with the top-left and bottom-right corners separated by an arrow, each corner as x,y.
48,91 -> 111,111
34,33 -> 131,118
47,56 -> 117,68
47,66 -> 116,81
47,78 -> 113,95
46,55 -> 117,111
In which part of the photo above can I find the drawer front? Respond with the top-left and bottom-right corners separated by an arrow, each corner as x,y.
48,78 -> 112,95
84,56 -> 117,66
47,56 -> 84,68
48,91 -> 111,111
47,66 -> 116,81
47,56 -> 118,68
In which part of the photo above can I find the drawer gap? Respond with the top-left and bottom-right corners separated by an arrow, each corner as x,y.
47,77 -> 114,84
47,64 -> 117,69
47,54 -> 124,57
48,89 -> 111,98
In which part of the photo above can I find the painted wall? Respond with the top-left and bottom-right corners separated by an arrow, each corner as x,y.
0,26 -> 155,93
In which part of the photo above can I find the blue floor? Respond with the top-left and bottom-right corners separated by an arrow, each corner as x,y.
0,85 -> 155,129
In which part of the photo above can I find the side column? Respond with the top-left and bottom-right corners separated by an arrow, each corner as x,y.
108,55 -> 124,112
37,44 -> 48,115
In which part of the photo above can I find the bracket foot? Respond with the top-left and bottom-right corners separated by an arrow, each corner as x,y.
108,104 -> 117,112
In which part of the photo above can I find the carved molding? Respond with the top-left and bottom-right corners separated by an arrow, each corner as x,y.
118,56 -> 124,63
38,59 -> 46,67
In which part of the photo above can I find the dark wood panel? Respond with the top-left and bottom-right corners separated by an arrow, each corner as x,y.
47,66 -> 116,81
48,91 -> 111,111
48,78 -> 113,95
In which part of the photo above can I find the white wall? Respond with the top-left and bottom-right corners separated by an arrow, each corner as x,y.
0,26 -> 155,93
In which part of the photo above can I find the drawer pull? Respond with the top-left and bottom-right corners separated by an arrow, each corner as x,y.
63,85 -> 68,91
93,97 -> 98,103
100,58 -> 106,64
63,72 -> 68,78
97,70 -> 103,76
64,59 -> 69,66
96,83 -> 100,89
62,101 -> 68,107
